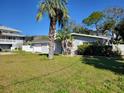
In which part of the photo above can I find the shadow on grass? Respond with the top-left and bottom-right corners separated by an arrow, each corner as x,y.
82,56 -> 124,74
38,54 -> 48,57
38,53 -> 60,56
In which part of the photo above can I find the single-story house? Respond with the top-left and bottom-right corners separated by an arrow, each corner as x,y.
22,40 -> 49,54
71,33 -> 111,55
22,33 -> 111,55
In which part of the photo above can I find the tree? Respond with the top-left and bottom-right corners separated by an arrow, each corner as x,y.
56,28 -> 72,55
100,19 -> 116,36
73,25 -> 90,34
66,20 -> 76,32
104,7 -> 124,22
83,11 -> 104,36
36,0 -> 69,59
103,7 -> 124,42
115,19 -> 124,42
73,24 -> 82,33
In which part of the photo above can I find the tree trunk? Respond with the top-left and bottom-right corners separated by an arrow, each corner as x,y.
111,30 -> 114,44
48,17 -> 56,59
61,40 -> 67,55
111,27 -> 115,44
61,40 -> 65,54
96,24 -> 99,36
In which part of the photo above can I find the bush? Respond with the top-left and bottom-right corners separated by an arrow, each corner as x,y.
77,44 -> 121,57
0,48 -> 2,52
2,49 -> 11,52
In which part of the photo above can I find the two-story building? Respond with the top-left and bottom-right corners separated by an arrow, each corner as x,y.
0,25 -> 25,51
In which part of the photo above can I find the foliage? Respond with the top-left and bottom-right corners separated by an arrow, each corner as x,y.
36,0 -> 69,27
115,19 -> 124,41
102,20 -> 115,31
0,48 -> 2,52
73,25 -> 90,34
100,19 -> 116,35
72,24 -> 82,33
81,7 -> 124,37
64,20 -> 76,32
77,44 -> 121,57
83,11 -> 104,26
77,44 -> 90,55
103,7 -> 124,21
63,20 -> 90,34
56,29 -> 72,54
83,11 -> 104,35
56,28 -> 71,41
102,7 -> 124,43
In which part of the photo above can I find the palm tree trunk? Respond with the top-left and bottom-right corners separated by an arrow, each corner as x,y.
61,40 -> 65,54
61,40 -> 67,54
48,17 -> 56,59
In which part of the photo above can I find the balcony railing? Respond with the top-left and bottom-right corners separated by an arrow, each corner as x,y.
0,39 -> 23,44
1,32 -> 24,37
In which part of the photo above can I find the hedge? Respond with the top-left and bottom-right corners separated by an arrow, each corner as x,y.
77,44 -> 121,57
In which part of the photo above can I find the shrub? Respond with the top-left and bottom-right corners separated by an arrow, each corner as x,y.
77,44 -> 121,57
77,44 -> 91,55
0,48 -> 2,52
2,49 -> 11,52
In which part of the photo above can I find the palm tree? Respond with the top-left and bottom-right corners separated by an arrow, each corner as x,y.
56,28 -> 72,54
36,0 -> 69,59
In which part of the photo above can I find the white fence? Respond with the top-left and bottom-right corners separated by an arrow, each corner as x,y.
22,45 -> 49,54
22,44 -> 124,55
22,45 -> 33,52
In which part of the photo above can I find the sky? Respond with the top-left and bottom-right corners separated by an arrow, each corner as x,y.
0,0 -> 124,36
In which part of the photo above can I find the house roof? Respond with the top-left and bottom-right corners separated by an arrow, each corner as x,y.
0,25 -> 21,32
2,32 -> 25,37
32,40 -> 49,44
71,33 -> 111,40
31,36 -> 49,43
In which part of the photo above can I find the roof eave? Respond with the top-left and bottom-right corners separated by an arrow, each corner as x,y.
71,33 -> 111,40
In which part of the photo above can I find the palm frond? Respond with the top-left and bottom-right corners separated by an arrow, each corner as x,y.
36,2 -> 47,21
36,0 -> 69,26
36,12 -> 43,21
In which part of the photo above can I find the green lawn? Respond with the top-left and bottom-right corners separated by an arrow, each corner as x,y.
0,52 -> 124,93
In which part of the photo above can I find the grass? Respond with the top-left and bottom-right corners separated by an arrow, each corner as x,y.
0,52 -> 124,93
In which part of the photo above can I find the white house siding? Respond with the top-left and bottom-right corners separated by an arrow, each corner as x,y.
0,39 -> 23,45
0,40 -> 24,51
22,45 -> 33,52
33,46 -> 49,54
54,41 -> 62,54
0,25 -> 25,51
22,41 -> 62,54
11,40 -> 24,50
72,36 -> 105,53
113,44 -> 124,55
